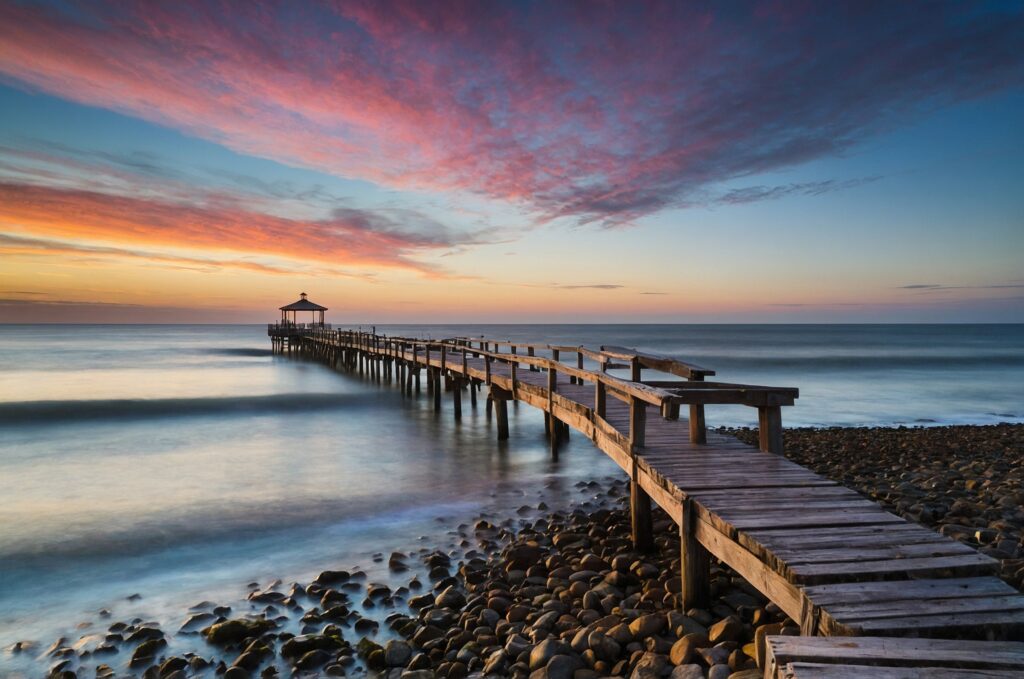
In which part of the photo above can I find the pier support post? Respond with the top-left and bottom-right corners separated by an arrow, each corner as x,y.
689,405 -> 707,444
490,386 -> 511,440
631,482 -> 653,553
470,380 -> 477,409
433,370 -> 442,412
453,377 -> 462,421
629,397 -> 653,552
495,399 -> 509,440
680,498 -> 711,610
758,405 -> 783,454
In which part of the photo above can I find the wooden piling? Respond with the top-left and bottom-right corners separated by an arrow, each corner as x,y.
680,498 -> 711,609
453,377 -> 462,421
629,397 -> 653,552
758,405 -> 783,454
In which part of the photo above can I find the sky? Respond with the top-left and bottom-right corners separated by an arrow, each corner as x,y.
0,0 -> 1022,323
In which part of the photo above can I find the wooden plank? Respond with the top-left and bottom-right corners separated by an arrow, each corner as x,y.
786,552 -> 997,584
827,594 -> 1024,620
827,609 -> 1024,637
765,635 -> 1024,671
778,541 -> 978,564
803,577 -> 1019,606
782,662 -> 1024,678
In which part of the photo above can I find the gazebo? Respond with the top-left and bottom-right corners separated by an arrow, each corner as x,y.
279,292 -> 327,327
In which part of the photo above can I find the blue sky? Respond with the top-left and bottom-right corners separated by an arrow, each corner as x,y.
0,1 -> 1021,322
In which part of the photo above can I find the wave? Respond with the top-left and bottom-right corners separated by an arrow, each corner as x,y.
0,393 -> 364,425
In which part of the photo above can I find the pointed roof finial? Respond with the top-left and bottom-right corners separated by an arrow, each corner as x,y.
300,292 -> 308,300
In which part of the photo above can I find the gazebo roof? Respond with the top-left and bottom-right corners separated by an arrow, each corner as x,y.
280,292 -> 327,312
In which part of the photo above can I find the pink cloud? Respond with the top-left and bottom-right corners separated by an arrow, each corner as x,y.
1,1 -> 1021,225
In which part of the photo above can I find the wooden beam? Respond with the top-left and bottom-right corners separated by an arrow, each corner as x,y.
629,397 -> 652,552
759,405 -> 784,454
681,498 -> 711,610
495,398 -> 509,440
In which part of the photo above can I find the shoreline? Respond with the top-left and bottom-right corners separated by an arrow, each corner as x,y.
5,423 -> 1023,678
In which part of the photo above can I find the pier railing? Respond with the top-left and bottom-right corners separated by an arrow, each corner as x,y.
267,322 -> 332,334
309,328 -> 797,454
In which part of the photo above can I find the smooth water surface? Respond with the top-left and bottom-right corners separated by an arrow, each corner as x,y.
0,323 -> 1021,670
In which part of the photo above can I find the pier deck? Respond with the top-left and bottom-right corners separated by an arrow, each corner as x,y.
271,326 -> 1024,650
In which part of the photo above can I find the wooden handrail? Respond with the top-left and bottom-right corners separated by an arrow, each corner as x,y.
600,345 -> 714,380
326,330 -> 795,416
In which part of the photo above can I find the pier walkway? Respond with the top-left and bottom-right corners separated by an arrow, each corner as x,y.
270,326 -> 1024,663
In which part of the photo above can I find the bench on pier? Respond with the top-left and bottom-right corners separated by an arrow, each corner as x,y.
763,636 -> 1024,678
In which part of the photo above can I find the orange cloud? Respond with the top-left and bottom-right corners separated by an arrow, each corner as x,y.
0,181 -> 482,275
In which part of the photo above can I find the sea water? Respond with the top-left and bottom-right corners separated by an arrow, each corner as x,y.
0,323 -> 1021,670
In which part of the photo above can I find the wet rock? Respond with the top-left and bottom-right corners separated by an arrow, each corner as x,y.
281,634 -> 343,658
546,654 -> 584,679
669,665 -> 704,679
629,613 -> 665,638
708,664 -> 731,679
158,657 -> 188,676
130,638 -> 166,667
630,652 -> 670,679
529,639 -> 572,670
384,639 -> 412,667
670,633 -> 709,665
295,648 -> 332,670
179,613 -> 216,633
708,616 -> 742,644
314,570 -> 351,585
201,618 -> 274,645
434,585 -> 467,609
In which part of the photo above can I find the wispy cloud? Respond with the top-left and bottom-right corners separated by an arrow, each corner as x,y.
0,181 -> 490,276
899,283 -> 1024,292
710,177 -> 883,207
0,2 -> 1020,227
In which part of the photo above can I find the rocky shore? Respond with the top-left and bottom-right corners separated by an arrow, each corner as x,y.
8,423 -> 1022,678
728,423 -> 1024,590
9,476 -> 791,679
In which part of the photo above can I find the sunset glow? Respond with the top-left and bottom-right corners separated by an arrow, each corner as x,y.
1,1 -> 1022,322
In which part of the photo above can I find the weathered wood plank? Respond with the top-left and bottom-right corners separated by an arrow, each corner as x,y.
765,635 -> 1024,670
781,662 -> 1024,678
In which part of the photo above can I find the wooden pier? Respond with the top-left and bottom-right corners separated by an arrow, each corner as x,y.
269,324 -> 1024,673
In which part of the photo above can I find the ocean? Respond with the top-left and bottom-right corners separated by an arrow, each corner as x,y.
0,323 -> 1022,672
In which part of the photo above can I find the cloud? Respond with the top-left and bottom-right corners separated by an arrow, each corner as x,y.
0,181 -> 489,276
0,232 -> 367,277
555,284 -> 625,290
711,177 -> 883,207
0,2 -> 1020,226
899,283 -> 1024,292
0,297 -> 144,307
